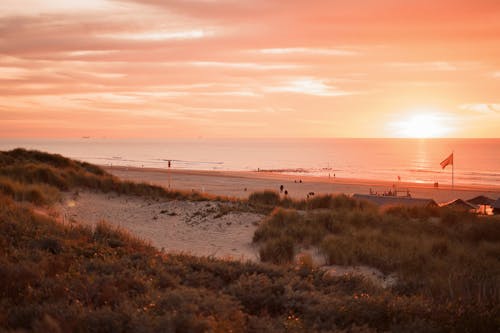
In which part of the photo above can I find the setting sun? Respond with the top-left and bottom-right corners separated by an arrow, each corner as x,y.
389,112 -> 451,138
1,0 -> 499,138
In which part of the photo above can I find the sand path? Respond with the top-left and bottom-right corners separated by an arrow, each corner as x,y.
56,191 -> 263,262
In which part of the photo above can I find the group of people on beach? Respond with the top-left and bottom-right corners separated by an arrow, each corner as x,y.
279,184 -> 288,196
279,179 -> 313,197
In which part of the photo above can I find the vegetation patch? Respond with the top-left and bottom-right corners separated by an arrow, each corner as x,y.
1,195 -> 499,332
0,149 -> 231,205
253,201 -> 500,310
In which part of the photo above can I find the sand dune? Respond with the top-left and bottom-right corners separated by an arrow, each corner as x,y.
56,191 -> 263,262
48,167 -> 498,288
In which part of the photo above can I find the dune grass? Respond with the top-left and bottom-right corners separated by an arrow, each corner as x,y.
2,194 -> 499,332
0,148 -> 229,205
253,201 -> 500,310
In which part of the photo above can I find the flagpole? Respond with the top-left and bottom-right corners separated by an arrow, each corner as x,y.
452,150 -> 454,190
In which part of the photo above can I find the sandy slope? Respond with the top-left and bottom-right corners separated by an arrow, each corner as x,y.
56,191 -> 263,262
52,191 -> 398,287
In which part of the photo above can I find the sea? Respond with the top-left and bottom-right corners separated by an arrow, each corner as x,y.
1,138 -> 499,187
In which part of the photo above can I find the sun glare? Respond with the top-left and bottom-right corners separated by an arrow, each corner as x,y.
390,112 -> 449,138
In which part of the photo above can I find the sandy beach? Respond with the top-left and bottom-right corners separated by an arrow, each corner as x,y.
105,166 -> 500,204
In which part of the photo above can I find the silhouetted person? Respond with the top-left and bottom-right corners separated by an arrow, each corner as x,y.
284,190 -> 288,196
280,185 -> 284,193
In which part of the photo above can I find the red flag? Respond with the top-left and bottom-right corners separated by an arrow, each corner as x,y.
440,153 -> 453,169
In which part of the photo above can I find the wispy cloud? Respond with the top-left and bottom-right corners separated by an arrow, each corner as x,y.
101,29 -> 211,41
460,104 -> 500,114
258,48 -> 359,56
385,62 -> 458,71
188,61 -> 300,70
265,78 -> 353,97
0,66 -> 33,79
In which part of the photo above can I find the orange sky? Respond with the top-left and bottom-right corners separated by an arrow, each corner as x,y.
1,0 -> 499,138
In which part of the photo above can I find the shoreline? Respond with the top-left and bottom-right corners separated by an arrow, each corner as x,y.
103,165 -> 500,203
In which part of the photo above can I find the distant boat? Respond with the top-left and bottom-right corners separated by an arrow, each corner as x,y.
82,136 -> 91,139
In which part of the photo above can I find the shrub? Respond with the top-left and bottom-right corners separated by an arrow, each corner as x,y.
259,236 -> 295,264
228,273 -> 286,316
307,193 -> 366,211
320,235 -> 357,266
78,308 -> 130,333
463,220 -> 500,243
34,237 -> 63,254
249,190 -> 281,206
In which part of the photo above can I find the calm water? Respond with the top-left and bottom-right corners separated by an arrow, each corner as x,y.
1,138 -> 499,187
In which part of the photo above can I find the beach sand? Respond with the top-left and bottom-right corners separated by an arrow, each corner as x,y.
55,191 -> 263,261
105,166 -> 500,204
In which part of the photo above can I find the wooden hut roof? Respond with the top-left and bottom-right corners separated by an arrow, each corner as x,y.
352,194 -> 438,208
466,195 -> 495,206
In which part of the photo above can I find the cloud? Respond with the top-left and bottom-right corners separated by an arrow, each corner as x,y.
1,0 -> 499,137
460,104 -> 500,114
101,29 -> 211,41
258,48 -> 359,56
385,62 -> 458,71
188,61 -> 300,70
0,66 -> 33,79
265,78 -> 353,97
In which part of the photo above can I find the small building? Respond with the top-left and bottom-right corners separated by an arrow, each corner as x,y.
466,195 -> 495,206
467,195 -> 496,215
352,194 -> 438,208
440,199 -> 478,213
493,198 -> 500,215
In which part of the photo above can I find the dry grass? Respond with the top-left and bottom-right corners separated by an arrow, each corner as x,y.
2,194 -> 499,332
253,202 -> 500,309
0,148 -> 230,205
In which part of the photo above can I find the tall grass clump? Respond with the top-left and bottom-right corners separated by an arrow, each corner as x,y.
259,235 -> 295,264
249,190 -> 281,206
253,198 -> 500,308
306,193 -> 374,211
0,177 -> 60,205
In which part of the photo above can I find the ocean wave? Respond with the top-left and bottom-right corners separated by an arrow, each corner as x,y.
463,171 -> 500,177
408,169 -> 441,174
